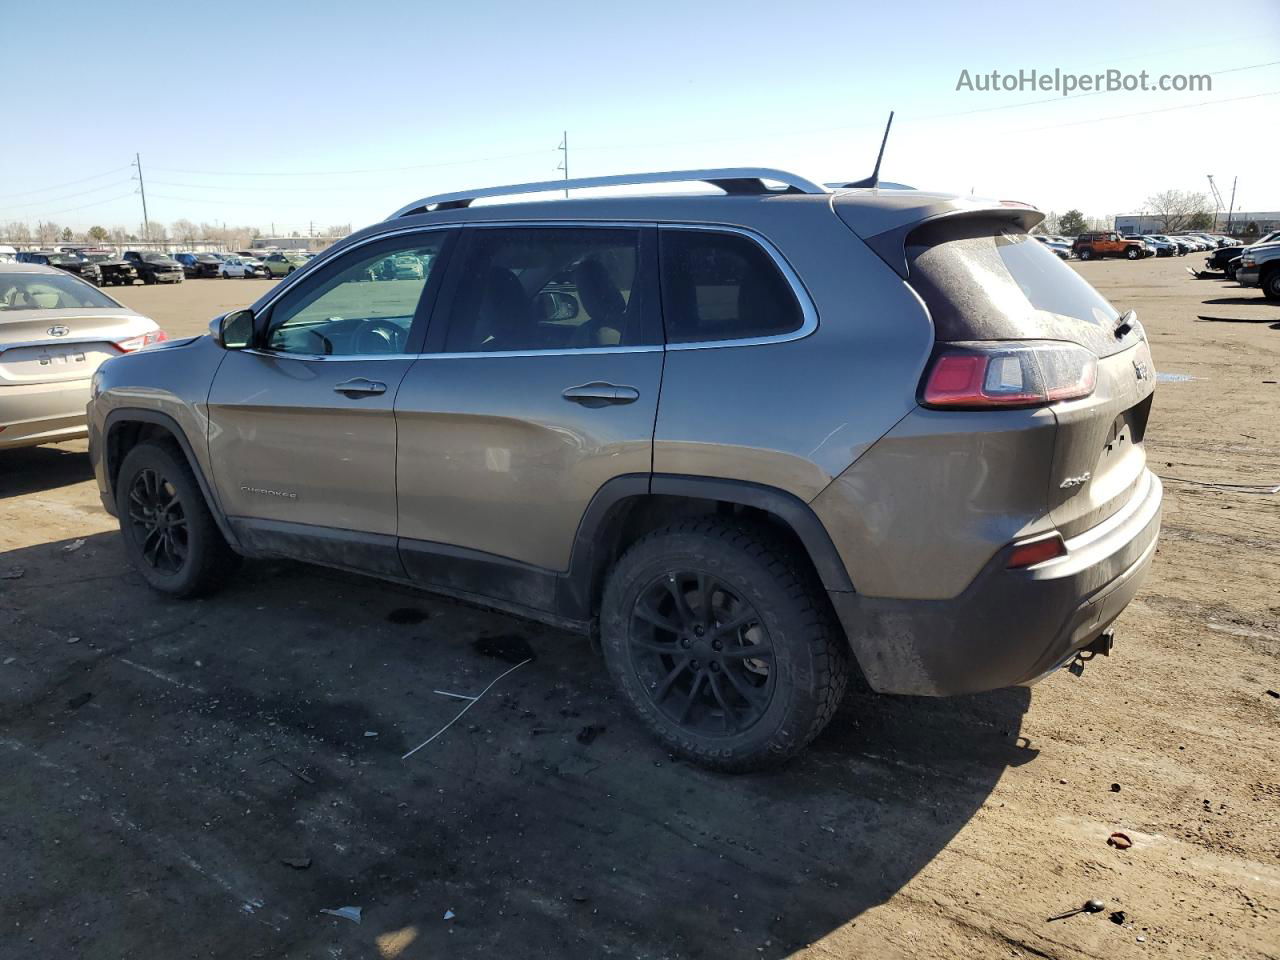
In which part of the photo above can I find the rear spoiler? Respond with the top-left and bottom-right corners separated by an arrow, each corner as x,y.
835,196 -> 1043,279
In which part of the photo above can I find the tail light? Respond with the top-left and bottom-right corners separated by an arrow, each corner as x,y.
114,330 -> 169,353
921,341 -> 1097,409
1007,533 -> 1067,569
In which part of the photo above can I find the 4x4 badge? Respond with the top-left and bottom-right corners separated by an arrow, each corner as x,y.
1133,358 -> 1149,380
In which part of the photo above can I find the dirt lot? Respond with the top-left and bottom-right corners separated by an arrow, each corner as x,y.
1,262 -> 1277,959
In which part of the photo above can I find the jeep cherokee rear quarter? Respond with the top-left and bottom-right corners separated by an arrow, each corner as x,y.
88,169 -> 1161,771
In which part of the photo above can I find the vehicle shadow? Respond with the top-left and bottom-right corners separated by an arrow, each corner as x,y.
1201,296 -> 1265,306
0,537 -> 1034,959
0,443 -> 93,499
1195,315 -> 1280,326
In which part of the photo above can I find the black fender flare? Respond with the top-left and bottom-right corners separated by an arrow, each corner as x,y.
557,473 -> 855,621
102,407 -> 241,551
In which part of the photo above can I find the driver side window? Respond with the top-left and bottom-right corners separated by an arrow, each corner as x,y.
265,233 -> 448,357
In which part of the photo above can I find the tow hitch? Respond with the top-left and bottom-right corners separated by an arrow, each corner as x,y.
1068,630 -> 1114,676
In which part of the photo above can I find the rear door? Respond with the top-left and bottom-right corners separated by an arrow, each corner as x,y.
904,216 -> 1156,537
206,229 -> 455,576
393,224 -> 663,607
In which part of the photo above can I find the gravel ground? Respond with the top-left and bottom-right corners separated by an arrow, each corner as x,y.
0,260 -> 1276,959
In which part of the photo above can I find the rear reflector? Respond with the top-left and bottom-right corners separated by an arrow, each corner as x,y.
922,340 -> 1097,409
1007,534 -> 1067,569
113,330 -> 169,353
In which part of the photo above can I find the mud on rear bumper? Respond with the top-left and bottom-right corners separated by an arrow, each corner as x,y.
829,470 -> 1162,696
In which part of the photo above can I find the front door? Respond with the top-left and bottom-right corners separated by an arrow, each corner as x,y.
206,229 -> 455,576
394,224 -> 663,610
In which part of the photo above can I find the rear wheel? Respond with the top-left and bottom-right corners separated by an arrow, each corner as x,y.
600,518 -> 849,772
115,442 -> 239,598
1262,269 -> 1280,302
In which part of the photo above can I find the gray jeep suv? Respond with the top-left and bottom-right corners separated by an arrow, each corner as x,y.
87,168 -> 1162,771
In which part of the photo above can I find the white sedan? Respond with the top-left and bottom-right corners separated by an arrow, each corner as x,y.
218,256 -> 268,279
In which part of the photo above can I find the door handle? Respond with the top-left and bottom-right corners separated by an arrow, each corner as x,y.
562,382 -> 640,407
334,377 -> 387,398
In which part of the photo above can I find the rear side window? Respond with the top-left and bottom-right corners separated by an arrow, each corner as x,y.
444,227 -> 646,353
906,217 -> 1126,357
659,229 -> 804,344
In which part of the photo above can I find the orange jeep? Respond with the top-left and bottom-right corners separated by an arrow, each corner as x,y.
1072,232 -> 1147,261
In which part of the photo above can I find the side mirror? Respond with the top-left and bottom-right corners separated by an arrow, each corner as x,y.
215,309 -> 255,350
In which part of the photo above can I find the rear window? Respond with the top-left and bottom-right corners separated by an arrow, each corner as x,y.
906,218 -> 1125,357
659,229 -> 803,344
0,271 -> 119,310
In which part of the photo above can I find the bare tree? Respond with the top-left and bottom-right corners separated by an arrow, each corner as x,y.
1144,190 -> 1212,233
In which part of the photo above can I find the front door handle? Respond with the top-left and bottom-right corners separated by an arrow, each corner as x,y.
562,382 -> 640,407
334,377 -> 387,398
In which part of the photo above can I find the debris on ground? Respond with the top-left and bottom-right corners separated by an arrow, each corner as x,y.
1047,898 -> 1105,921
260,756 -> 315,784
62,539 -> 86,553
386,607 -> 428,625
363,730 -> 379,738
66,693 -> 92,709
472,634 -> 536,663
1110,910 -> 1128,925
1108,832 -> 1134,850
1267,690 -> 1279,699
0,567 -> 24,580
443,909 -> 456,921
402,657 -> 532,760
66,636 -> 81,644
281,857 -> 311,869
320,906 -> 362,924
1111,783 -> 1122,792
3,657 -> 15,666
576,724 -> 604,745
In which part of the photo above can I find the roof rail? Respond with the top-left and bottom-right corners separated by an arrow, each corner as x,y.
388,167 -> 827,219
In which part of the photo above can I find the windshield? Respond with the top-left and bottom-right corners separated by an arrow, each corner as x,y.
0,271 -> 120,309
906,216 -> 1126,357
143,253 -> 174,262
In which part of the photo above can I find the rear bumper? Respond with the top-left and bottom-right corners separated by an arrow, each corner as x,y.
0,379 -> 91,449
830,471 -> 1162,696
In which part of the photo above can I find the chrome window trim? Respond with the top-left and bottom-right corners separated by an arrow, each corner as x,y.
248,219 -> 817,360
658,224 -> 818,351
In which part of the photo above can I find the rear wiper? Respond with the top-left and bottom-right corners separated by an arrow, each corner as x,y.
1113,310 -> 1135,339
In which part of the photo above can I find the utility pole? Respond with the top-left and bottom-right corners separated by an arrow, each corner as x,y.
557,131 -> 568,197
1207,175 -> 1223,232
1225,177 -> 1238,235
133,152 -> 150,241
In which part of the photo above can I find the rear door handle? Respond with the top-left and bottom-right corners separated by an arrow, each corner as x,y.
562,382 -> 640,407
334,377 -> 387,398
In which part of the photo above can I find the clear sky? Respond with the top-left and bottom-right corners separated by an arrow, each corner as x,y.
2,0 -> 1277,235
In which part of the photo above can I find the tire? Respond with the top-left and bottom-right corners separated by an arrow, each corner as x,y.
115,442 -> 239,598
286,266 -> 296,275
600,518 -> 849,772
1225,262 -> 1238,281
1078,247 -> 1093,260
1263,269 -> 1280,302
143,274 -> 155,285
1126,247 -> 1140,260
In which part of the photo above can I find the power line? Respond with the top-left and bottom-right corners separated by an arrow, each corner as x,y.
148,147 -> 554,178
1,179 -> 134,210
1010,89 -> 1280,134
0,166 -> 130,200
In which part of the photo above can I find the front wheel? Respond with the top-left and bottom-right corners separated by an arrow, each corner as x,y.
1126,247 -> 1141,260
1262,269 -> 1280,302
116,442 -> 239,598
600,518 -> 849,772
1078,248 -> 1093,260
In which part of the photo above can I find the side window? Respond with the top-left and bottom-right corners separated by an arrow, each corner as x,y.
659,229 -> 804,344
443,227 -> 644,353
264,234 -> 447,357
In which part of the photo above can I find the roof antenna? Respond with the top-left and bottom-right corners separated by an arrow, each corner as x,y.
844,111 -> 894,189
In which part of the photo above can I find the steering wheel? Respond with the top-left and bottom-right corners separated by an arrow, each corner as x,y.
353,319 -> 406,355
